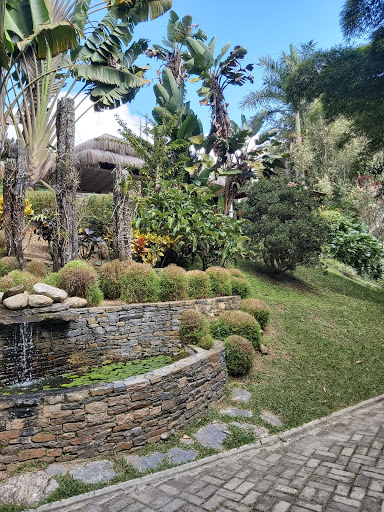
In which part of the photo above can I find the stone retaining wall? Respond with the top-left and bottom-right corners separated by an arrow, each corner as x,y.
0,296 -> 239,386
0,341 -> 227,474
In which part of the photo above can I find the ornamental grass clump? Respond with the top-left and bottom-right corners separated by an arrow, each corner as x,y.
210,310 -> 261,349
231,277 -> 251,298
98,259 -> 134,300
240,298 -> 270,330
179,309 -> 213,349
206,266 -> 232,297
187,270 -> 212,299
58,260 -> 103,305
158,265 -> 188,301
0,270 -> 38,293
0,256 -> 19,277
26,261 -> 47,278
224,335 -> 255,376
119,262 -> 158,303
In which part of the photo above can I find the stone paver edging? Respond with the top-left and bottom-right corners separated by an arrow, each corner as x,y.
29,393 -> 384,512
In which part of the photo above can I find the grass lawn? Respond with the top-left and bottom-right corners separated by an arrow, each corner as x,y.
233,261 -> 384,430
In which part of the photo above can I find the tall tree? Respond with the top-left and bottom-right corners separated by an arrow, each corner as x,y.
341,0 -> 384,40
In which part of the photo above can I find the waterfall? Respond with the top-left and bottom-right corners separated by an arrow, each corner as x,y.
18,322 -> 34,383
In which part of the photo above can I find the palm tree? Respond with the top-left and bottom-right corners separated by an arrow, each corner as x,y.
340,0 -> 384,39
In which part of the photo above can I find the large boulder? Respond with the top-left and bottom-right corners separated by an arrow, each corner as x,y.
2,285 -> 25,301
65,297 -> 87,308
0,471 -> 59,506
28,294 -> 54,308
3,292 -> 29,310
33,283 -> 68,302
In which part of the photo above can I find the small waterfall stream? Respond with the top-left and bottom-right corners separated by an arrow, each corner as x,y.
17,322 -> 35,383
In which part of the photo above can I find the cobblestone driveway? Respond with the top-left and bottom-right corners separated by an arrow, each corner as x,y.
33,395 -> 384,512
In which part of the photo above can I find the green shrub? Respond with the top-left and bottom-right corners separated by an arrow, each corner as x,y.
45,272 -> 61,288
231,277 -> 251,299
26,190 -> 55,214
79,194 -> 113,237
0,270 -> 38,293
0,256 -> 19,275
26,261 -> 47,278
224,335 -> 255,376
59,260 -> 98,298
0,231 -> 6,257
86,282 -> 104,306
206,267 -> 232,296
245,177 -> 328,274
98,259 -> 134,300
187,270 -> 212,299
158,265 -> 188,301
228,268 -> 246,279
210,310 -> 261,349
119,262 -> 158,303
239,298 -> 270,330
179,309 -> 213,348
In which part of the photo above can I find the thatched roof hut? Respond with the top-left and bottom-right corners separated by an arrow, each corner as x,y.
75,134 -> 144,193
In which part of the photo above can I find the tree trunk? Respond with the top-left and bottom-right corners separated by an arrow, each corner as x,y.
3,139 -> 27,268
53,97 -> 78,271
113,165 -> 138,261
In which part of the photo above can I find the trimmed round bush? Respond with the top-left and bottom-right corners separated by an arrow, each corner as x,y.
187,270 -> 212,299
224,335 -> 255,376
210,310 -> 261,349
206,266 -> 232,297
0,256 -> 19,276
158,265 -> 188,302
26,261 -> 47,278
228,268 -> 246,279
179,309 -> 213,348
231,277 -> 251,299
86,282 -> 104,306
0,270 -> 38,293
98,259 -> 134,300
44,272 -> 61,288
119,262 -> 158,303
59,260 -> 98,299
240,298 -> 270,330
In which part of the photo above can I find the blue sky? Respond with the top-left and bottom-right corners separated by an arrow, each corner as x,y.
75,0 -> 349,142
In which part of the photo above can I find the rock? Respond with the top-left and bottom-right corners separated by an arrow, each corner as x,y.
125,452 -> 166,472
230,422 -> 269,438
260,410 -> 283,427
3,292 -> 29,310
69,460 -> 116,484
28,294 -> 54,308
220,407 -> 253,418
45,463 -> 68,476
166,447 -> 197,465
260,343 -> 268,355
0,471 -> 59,506
65,297 -> 87,308
231,388 -> 252,403
33,283 -> 68,303
180,437 -> 194,446
0,292 -> 3,304
193,423 -> 231,450
3,285 -> 25,301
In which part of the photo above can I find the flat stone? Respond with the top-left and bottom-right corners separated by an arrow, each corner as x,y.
180,435 -> 194,446
33,283 -> 68,303
69,460 -> 116,484
45,463 -> 69,476
28,294 -> 54,308
231,388 -> 252,403
220,407 -> 253,418
3,292 -> 29,310
125,452 -> 166,472
193,422 -> 231,450
0,471 -> 59,506
3,285 -> 25,300
260,410 -> 283,427
166,447 -> 197,465
65,297 -> 87,308
231,422 -> 269,437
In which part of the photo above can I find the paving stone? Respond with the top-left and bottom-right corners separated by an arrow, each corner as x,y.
69,460 -> 117,484
46,463 -> 69,476
125,452 -> 166,472
0,471 -> 59,506
231,388 -> 252,403
166,447 -> 197,465
193,422 -> 231,449
260,409 -> 284,427
221,407 -> 253,418
231,421 -> 269,437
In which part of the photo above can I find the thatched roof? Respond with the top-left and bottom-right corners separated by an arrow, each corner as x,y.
75,134 -> 144,193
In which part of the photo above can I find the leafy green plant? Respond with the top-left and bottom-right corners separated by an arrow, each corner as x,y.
210,310 -> 261,349
119,263 -> 158,303
44,272 -> 61,288
239,298 -> 270,330
78,194 -> 113,238
187,270 -> 212,299
26,190 -> 55,214
98,260 -> 134,300
231,277 -> 251,298
224,335 -> 255,376
158,265 -> 188,302
245,177 -> 328,274
206,267 -> 232,296
179,309 -> 213,348
85,283 -> 104,306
